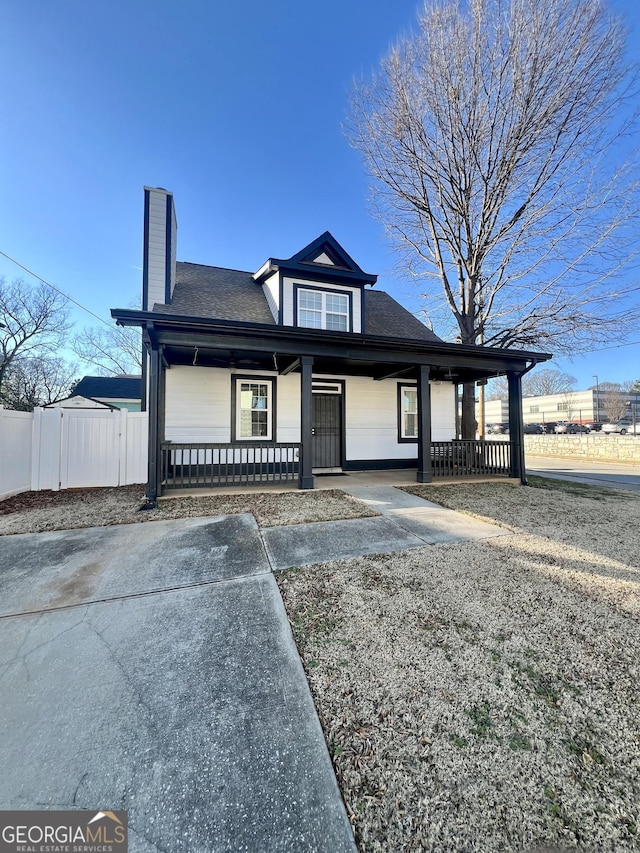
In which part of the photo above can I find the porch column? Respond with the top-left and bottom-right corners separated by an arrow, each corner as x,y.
417,365 -> 432,483
146,345 -> 161,502
300,355 -> 314,489
507,371 -> 526,484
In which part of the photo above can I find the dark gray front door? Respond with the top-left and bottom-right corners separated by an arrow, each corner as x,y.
312,394 -> 342,468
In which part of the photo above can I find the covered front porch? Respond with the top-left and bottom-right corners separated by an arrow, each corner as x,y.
115,312 -> 550,501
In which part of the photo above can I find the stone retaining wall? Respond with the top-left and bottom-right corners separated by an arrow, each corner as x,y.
523,434 -> 640,464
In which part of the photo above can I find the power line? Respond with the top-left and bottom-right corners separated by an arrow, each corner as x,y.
0,250 -> 112,327
589,339 -> 640,352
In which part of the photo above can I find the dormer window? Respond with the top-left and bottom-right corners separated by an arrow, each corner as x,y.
297,287 -> 350,332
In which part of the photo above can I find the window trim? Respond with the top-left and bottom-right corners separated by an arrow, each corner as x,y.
398,382 -> 418,443
293,283 -> 353,332
231,375 -> 277,443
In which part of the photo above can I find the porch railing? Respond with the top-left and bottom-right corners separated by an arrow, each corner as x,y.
431,440 -> 511,478
161,442 -> 301,490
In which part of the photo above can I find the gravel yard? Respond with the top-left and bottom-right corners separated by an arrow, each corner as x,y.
277,479 -> 640,852
0,485 -> 377,534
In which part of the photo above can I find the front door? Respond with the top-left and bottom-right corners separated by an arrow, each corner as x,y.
312,394 -> 342,469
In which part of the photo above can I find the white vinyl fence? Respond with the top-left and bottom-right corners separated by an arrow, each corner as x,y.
0,406 -> 148,500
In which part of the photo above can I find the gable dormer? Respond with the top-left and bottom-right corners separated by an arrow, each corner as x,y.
253,232 -> 377,333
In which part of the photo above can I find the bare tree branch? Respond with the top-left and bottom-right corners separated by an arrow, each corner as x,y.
0,277 -> 71,398
347,0 -> 640,435
72,324 -> 142,376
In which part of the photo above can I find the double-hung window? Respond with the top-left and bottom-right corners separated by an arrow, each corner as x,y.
235,379 -> 273,440
399,385 -> 418,440
298,288 -> 349,332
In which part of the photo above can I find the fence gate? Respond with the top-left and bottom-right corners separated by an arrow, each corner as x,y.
60,409 -> 121,489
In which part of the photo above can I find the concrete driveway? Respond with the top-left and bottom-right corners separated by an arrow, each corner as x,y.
526,455 -> 640,492
0,516 -> 355,852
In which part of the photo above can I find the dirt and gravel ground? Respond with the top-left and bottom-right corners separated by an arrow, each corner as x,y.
0,485 -> 377,535
277,479 -> 640,852
3,477 -> 640,851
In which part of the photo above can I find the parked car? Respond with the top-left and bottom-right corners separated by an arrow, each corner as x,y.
541,422 -> 558,434
523,423 -> 544,434
488,422 -> 510,434
554,422 -> 589,434
601,420 -> 633,435
584,422 -> 603,432
628,423 -> 640,436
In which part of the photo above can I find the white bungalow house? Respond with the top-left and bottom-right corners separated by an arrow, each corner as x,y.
112,188 -> 551,501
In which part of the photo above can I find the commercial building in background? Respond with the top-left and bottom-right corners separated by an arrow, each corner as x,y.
483,388 -> 640,430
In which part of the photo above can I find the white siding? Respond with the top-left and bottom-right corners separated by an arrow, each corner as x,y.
165,366 -> 232,442
262,271 -> 280,322
282,277 -> 363,332
163,368 -> 456,461
277,373 -> 301,442
169,196 -> 177,299
430,382 -> 456,441
144,187 -> 176,309
342,376 -> 414,461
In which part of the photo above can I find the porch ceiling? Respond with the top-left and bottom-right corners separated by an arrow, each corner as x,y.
161,343 -> 524,384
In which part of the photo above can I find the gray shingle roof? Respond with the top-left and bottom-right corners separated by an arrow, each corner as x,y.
153,261 -> 441,342
154,263 -> 276,325
72,376 -> 142,400
364,290 -> 440,341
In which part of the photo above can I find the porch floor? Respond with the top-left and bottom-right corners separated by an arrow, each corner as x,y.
158,468 -> 520,500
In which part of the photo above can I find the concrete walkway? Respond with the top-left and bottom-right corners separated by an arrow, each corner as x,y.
263,485 -> 508,570
0,487 -> 507,850
0,516 -> 356,852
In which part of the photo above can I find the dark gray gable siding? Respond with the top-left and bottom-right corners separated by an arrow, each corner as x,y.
154,261 -> 441,342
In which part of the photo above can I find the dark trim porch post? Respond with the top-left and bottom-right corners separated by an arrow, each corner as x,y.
300,355 -> 314,489
507,371 -> 526,484
146,344 -> 161,502
417,365 -> 432,483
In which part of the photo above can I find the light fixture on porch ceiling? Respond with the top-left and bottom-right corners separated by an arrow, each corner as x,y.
193,347 -> 199,366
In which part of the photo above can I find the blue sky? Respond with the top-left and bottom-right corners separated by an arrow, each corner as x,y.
1,0 -> 638,389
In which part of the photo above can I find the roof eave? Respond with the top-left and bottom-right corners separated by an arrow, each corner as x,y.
111,307 -> 552,366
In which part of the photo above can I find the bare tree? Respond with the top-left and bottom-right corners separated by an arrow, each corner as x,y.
598,381 -> 630,422
487,368 -> 576,400
561,391 -> 578,422
73,323 -> 142,376
348,0 -> 639,436
525,369 -> 577,398
0,277 -> 71,399
1,356 -> 79,411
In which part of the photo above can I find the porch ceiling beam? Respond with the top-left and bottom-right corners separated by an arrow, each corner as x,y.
280,357 -> 300,376
374,366 -> 415,381
153,331 -> 531,374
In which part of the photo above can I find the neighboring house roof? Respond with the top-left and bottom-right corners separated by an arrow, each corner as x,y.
72,376 -> 142,401
153,262 -> 441,343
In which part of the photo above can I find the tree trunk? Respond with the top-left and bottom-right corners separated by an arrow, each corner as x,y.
461,382 -> 477,439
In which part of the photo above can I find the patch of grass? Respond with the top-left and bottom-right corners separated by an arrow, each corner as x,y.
512,662 -> 561,706
508,732 -> 532,751
450,734 -> 468,749
466,700 -> 496,739
563,736 -> 606,766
